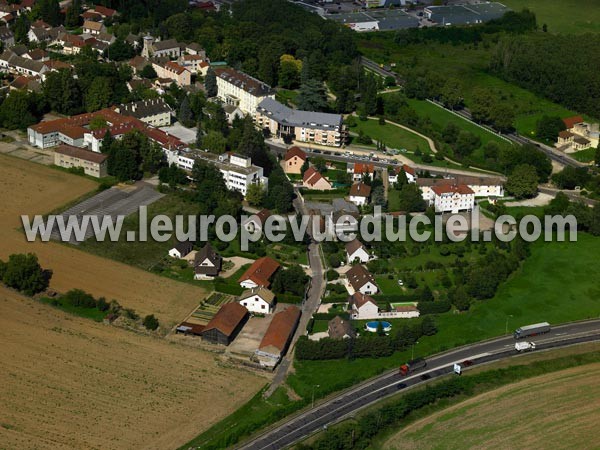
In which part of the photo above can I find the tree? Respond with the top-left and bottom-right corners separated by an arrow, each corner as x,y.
450,286 -> 471,311
296,78 -> 328,112
596,146 -> 600,167
278,54 -> 302,89
34,0 -> 62,27
420,316 -> 437,336
1,253 -> 51,295
313,157 -> 326,173
106,40 -> 135,61
372,185 -> 386,207
178,96 -> 194,128
440,78 -> 462,109
246,183 -> 265,207
536,115 -> 566,142
397,183 -> 426,212
143,314 -> 159,330
84,77 -> 113,112
64,0 -> 81,28
205,68 -> 217,97
454,131 -> 481,158
0,91 -> 39,130
442,122 -> 460,144
202,130 -> 227,154
13,15 -> 30,44
506,164 -> 539,199
140,64 -> 158,79
110,143 -> 140,181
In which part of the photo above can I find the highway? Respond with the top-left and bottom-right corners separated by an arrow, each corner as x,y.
359,56 -> 403,84
238,319 -> 600,450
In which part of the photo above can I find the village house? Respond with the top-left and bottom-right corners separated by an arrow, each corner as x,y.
200,303 -> 249,345
86,5 -> 118,20
116,98 -> 173,127
255,97 -> 347,147
0,25 -> 14,47
328,316 -> 356,339
238,287 -> 275,314
417,176 -> 504,203
152,60 -> 191,86
556,115 -> 599,152
0,50 -> 50,79
255,305 -> 301,368
194,243 -> 222,280
215,67 -> 275,115
82,20 -> 106,35
388,164 -> 417,184
349,182 -> 371,207
168,241 -> 193,259
346,264 -> 378,295
243,208 -> 271,234
303,166 -> 332,190
348,292 -> 379,320
345,238 -> 370,264
281,146 -> 307,174
238,256 -> 280,289
348,162 -> 374,182
179,54 -> 209,75
53,144 -> 108,178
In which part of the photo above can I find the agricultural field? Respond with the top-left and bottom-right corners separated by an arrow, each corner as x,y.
0,155 -> 207,326
501,0 -> 600,34
385,362 -> 600,449
0,286 -> 263,450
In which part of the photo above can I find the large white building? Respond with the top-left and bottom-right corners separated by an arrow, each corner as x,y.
170,151 -> 268,196
418,176 -> 504,206
431,184 -> 475,214
214,67 -> 275,115
116,98 -> 172,127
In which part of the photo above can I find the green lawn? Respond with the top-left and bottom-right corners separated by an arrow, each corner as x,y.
39,296 -> 106,322
267,242 -> 308,266
275,89 -> 298,106
351,118 -> 430,153
570,147 -> 597,163
501,0 -> 600,34
312,319 -> 329,334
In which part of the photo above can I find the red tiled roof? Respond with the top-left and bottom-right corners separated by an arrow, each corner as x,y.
55,144 -> 108,164
431,184 -> 474,195
59,125 -> 86,140
93,5 -> 117,17
354,162 -> 374,174
259,306 -> 300,353
346,264 -> 376,291
284,146 -> 307,162
238,256 -> 280,287
165,61 -> 187,75
395,164 -> 415,176
202,303 -> 248,337
349,182 -> 371,197
558,130 -> 574,139
562,115 -> 584,129
348,292 -> 377,309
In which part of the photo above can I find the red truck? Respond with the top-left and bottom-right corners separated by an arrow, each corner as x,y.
399,358 -> 427,376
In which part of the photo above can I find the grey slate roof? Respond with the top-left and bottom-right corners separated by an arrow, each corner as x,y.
117,98 -> 173,119
257,97 -> 343,131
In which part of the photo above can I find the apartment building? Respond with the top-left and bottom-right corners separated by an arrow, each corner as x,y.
116,98 -> 173,127
54,144 -> 108,178
215,67 -> 275,115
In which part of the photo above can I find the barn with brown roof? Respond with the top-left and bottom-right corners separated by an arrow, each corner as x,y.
255,306 -> 301,368
200,303 -> 249,345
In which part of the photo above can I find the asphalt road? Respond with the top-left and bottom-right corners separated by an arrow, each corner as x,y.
238,319 -> 600,450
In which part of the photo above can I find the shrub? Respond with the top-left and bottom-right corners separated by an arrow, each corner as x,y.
143,314 -> 159,331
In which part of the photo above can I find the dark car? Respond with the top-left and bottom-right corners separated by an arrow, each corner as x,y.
397,383 -> 407,390
420,374 -> 431,381
462,359 -> 474,367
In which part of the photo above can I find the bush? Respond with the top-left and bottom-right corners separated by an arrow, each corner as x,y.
143,314 -> 159,330
0,253 -> 51,295
418,301 -> 452,315
63,289 -> 96,308
326,269 -> 340,281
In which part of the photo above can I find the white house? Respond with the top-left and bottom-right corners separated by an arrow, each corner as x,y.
349,182 -> 371,207
346,264 -> 378,295
345,239 -> 370,264
348,162 -> 374,182
389,164 -> 417,184
168,241 -> 193,259
243,208 -> 271,234
214,67 -> 275,115
348,292 -> 379,320
238,256 -> 280,289
431,184 -> 475,214
238,287 -> 275,314
417,176 -> 504,203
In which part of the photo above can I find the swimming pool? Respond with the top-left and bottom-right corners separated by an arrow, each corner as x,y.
365,321 -> 392,333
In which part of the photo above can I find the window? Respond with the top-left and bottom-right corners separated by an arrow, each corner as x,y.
261,305 -> 265,309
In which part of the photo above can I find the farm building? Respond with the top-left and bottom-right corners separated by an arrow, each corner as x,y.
200,303 -> 249,345
255,305 -> 301,368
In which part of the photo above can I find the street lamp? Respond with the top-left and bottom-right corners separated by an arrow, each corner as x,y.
411,341 -> 419,360
505,315 -> 513,335
312,384 -> 320,409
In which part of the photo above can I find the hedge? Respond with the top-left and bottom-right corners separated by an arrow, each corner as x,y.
418,300 -> 452,315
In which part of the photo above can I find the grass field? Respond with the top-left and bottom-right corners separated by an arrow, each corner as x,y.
570,147 -> 597,163
0,286 -> 262,450
502,0 -> 600,34
351,118 -> 430,153
0,154 -> 207,326
385,362 -> 600,449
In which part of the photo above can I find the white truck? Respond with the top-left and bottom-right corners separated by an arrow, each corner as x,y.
515,341 -> 536,352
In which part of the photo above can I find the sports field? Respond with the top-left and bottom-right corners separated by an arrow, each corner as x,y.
0,154 -> 207,326
0,286 -> 262,449
385,362 -> 600,449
